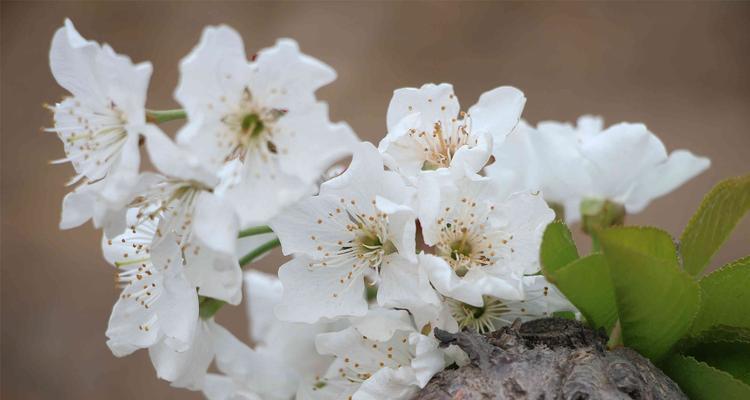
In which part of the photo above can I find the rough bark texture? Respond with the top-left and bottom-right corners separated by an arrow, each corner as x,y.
416,318 -> 687,400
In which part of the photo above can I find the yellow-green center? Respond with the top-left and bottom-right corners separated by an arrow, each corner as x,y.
241,113 -> 265,138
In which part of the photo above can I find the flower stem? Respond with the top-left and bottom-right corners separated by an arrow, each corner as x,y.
238,225 -> 274,238
146,109 -> 187,124
198,237 -> 281,319
239,237 -> 281,267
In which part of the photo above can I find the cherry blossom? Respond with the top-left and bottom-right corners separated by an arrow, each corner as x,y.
271,142 -> 438,323
379,83 -> 525,182
418,171 -> 554,307
488,116 -> 710,222
175,25 -> 359,227
48,19 -> 172,236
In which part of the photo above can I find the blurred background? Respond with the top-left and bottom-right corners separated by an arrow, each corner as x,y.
2,1 -> 748,399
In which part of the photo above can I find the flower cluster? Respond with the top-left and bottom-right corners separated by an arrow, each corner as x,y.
47,20 -> 710,399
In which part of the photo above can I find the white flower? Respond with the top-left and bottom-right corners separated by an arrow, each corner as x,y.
48,19 -> 171,235
175,25 -> 359,227
487,116 -> 710,222
418,171 -> 555,307
204,271 -> 336,400
379,83 -> 525,181
103,212 -> 197,358
307,309 -> 445,400
271,142 -> 439,323
103,208 -> 228,391
125,134 -> 243,304
446,275 -> 578,334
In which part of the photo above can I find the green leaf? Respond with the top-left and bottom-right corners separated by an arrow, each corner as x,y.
683,325 -> 750,347
540,221 -> 579,275
663,354 -> 750,399
690,256 -> 750,336
680,175 -> 750,276
599,227 -> 701,361
686,341 -> 750,385
545,253 -> 618,331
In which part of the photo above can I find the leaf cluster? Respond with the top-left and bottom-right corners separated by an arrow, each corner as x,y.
541,175 -> 750,399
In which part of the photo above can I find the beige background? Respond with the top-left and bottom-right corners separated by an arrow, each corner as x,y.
2,1 -> 749,399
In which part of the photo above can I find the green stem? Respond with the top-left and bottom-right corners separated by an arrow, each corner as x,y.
199,237 -> 281,319
146,109 -> 187,124
239,237 -> 281,267
238,225 -> 274,238
591,234 -> 601,252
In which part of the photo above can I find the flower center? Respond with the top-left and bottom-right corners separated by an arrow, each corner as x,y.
50,98 -> 130,183
435,197 -> 510,276
448,296 -> 511,333
346,212 -> 395,268
129,179 -> 209,243
411,112 -> 475,170
220,87 -> 285,163
437,224 -> 491,277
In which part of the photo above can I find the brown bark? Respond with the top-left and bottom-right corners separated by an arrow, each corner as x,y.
416,318 -> 686,400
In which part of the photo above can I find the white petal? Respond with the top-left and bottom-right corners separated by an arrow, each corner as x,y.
517,275 -> 578,318
296,376 -> 359,400
182,244 -> 242,305
193,192 -> 239,256
487,120 -> 590,204
106,290 -> 160,357
154,264 -> 200,350
378,113 -> 426,178
276,257 -> 368,323
250,38 -> 336,110
263,321 -> 333,382
349,308 -> 414,342
409,301 -> 459,335
447,130 -> 493,176
269,193 -> 353,258
409,332 -> 445,387
420,253 -> 522,307
377,255 -> 440,311
576,115 -> 605,139
98,131 -> 141,204
386,83 -> 459,133
579,122 -> 667,201
142,124 -> 217,186
175,24 -> 249,116
202,374 -> 248,400
273,101 -> 359,183
243,270 -> 283,342
219,157 -> 314,228
212,323 -> 298,399
50,19 -> 102,102
375,197 -> 417,262
322,142 -> 416,213
625,150 -> 710,213
59,182 -> 98,230
414,170 -> 447,240
149,320 -> 216,390
50,19 -> 151,121
354,367 -> 419,400
493,191 -> 555,274
467,86 -> 525,146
